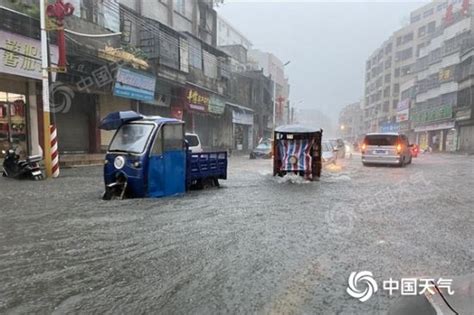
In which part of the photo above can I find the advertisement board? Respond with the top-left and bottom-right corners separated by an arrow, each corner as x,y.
113,67 -> 156,101
0,30 -> 58,80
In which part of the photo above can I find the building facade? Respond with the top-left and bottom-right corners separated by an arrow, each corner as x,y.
363,1 -> 445,134
338,101 -> 364,143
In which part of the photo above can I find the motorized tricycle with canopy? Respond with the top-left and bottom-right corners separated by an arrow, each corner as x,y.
100,111 -> 227,200
273,125 -> 323,181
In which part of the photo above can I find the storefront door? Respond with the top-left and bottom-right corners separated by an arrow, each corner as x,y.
0,92 -> 27,154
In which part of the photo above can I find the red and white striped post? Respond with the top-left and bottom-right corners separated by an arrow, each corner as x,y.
50,125 -> 60,178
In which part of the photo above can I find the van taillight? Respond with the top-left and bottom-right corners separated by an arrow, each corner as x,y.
396,144 -> 402,154
361,143 -> 366,153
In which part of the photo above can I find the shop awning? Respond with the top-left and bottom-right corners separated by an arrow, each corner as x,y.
226,102 -> 254,113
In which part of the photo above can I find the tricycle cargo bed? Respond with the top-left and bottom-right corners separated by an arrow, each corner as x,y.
186,151 -> 228,185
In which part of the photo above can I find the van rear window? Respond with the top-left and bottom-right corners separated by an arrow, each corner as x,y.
365,135 -> 398,146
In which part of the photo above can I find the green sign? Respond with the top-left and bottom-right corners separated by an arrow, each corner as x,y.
412,105 -> 452,124
209,95 -> 225,115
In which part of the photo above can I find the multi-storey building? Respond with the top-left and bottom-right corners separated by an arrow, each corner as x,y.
411,0 -> 472,152
339,101 -> 364,143
363,1 -> 445,134
217,16 -> 252,50
248,49 -> 290,126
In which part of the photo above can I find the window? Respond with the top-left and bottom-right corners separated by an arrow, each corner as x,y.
427,21 -> 436,33
393,99 -> 399,109
401,65 -> 411,77
384,86 -> 391,97
393,84 -> 400,94
423,8 -> 434,18
416,43 -> 425,57
110,124 -> 154,154
418,25 -> 426,37
163,124 -> 184,150
384,74 -> 391,83
151,129 -> 163,155
396,47 -> 413,61
394,68 -> 400,78
396,36 -> 402,46
385,43 -> 392,54
411,14 -> 421,23
403,32 -> 414,44
174,0 -> 185,14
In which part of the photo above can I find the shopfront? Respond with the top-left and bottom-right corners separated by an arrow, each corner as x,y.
0,29 -> 58,156
412,105 -> 454,151
181,85 -> 228,149
414,121 -> 455,152
228,102 -> 254,151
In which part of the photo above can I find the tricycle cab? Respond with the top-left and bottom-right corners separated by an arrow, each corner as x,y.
102,113 -> 186,199
273,125 -> 323,180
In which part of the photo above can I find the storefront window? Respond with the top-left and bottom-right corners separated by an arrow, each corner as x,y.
0,92 -> 27,155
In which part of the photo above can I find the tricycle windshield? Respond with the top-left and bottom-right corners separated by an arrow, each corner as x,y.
109,123 -> 154,154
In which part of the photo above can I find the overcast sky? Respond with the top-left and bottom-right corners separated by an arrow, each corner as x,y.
217,0 -> 430,122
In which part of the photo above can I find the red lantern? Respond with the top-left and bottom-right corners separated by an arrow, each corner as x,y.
46,0 -> 75,70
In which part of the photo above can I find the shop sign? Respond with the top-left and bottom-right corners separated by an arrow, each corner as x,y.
209,95 -> 225,115
185,87 -> 209,112
396,108 -> 409,122
455,108 -> 472,121
379,122 -> 400,133
411,105 -> 452,124
396,99 -> 410,111
113,67 -> 156,101
232,110 -> 253,125
0,30 -> 59,80
414,121 -> 455,132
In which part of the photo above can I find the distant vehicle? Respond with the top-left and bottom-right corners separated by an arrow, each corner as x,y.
410,143 -> 419,158
249,140 -> 272,159
329,138 -> 346,159
321,140 -> 337,165
273,124 -> 323,180
185,133 -> 203,153
100,111 -> 227,199
361,133 -> 412,167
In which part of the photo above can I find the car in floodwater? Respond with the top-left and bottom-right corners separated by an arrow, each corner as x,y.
321,140 -> 337,165
249,140 -> 272,159
361,133 -> 413,167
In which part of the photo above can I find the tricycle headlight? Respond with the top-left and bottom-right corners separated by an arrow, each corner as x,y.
133,161 -> 141,168
114,156 -> 125,169
289,155 -> 298,165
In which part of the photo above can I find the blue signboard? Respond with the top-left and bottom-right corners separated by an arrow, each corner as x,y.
113,67 -> 156,102
380,122 -> 400,133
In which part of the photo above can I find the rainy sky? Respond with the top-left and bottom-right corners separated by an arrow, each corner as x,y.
217,0 -> 430,122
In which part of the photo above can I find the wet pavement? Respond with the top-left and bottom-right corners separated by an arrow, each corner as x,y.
0,153 -> 473,314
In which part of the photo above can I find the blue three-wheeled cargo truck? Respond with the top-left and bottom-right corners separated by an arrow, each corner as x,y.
100,111 -> 227,200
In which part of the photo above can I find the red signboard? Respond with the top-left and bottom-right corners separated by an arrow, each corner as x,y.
184,87 -> 209,112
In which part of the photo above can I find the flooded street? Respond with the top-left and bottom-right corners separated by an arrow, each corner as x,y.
1,154 -> 473,314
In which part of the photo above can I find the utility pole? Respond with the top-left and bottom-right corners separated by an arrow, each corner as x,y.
40,0 -> 52,177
